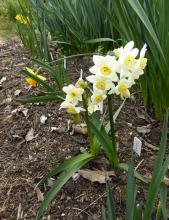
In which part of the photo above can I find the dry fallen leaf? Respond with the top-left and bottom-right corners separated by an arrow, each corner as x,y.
0,76 -> 7,85
3,97 -> 12,104
72,124 -> 87,135
72,173 -> 80,181
136,125 -> 151,135
25,128 -> 35,141
47,178 -> 55,187
163,176 -> 169,186
35,187 -> 44,201
12,106 -> 28,117
78,169 -> 115,184
22,109 -> 28,117
14,89 -> 21,96
50,126 -> 66,133
40,115 -> 48,124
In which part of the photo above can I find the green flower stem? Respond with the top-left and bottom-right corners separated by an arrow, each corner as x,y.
107,95 -> 118,167
82,94 -> 96,157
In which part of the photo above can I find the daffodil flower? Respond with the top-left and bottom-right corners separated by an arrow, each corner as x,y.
15,14 -> 30,25
115,78 -> 133,99
87,101 -> 98,114
60,101 -> 85,114
118,41 -> 139,71
113,46 -> 123,58
89,55 -> 119,81
25,67 -> 46,87
63,84 -> 84,104
75,69 -> 88,89
90,90 -> 107,113
86,75 -> 115,92
136,44 -> 148,70
132,44 -> 147,79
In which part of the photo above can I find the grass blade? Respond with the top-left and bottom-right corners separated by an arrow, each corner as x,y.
36,153 -> 94,220
126,165 -> 137,220
143,110 -> 169,219
105,99 -> 126,133
118,163 -> 147,183
16,93 -> 64,104
36,153 -> 92,187
127,0 -> 165,59
85,38 -> 115,44
90,118 -> 114,166
106,181 -> 117,220
32,59 -> 64,89
22,70 -> 55,92
159,184 -> 168,220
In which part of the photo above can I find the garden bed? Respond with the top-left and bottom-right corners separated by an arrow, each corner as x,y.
0,38 -> 167,220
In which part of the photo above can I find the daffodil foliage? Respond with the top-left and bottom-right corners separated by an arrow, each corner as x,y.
36,41 -> 147,220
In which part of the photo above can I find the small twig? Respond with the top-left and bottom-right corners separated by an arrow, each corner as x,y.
76,181 -> 122,217
76,191 -> 107,217
74,193 -> 85,200
17,203 -> 22,220
72,207 -> 95,219
135,159 -> 144,171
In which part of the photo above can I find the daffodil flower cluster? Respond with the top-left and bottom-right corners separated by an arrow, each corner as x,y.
60,41 -> 147,115
15,14 -> 30,25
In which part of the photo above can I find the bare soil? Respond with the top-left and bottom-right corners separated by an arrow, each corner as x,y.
0,38 -> 168,220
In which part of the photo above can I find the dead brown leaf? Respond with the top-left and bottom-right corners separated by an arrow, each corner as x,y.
136,125 -> 151,135
163,176 -> 169,186
72,124 -> 87,135
35,187 -> 44,201
25,128 -> 35,141
78,169 -> 115,184
14,89 -> 21,96
0,76 -> 7,85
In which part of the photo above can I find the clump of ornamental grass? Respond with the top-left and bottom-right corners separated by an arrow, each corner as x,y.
32,41 -> 148,220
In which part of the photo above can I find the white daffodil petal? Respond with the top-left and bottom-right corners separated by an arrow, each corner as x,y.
89,65 -> 98,74
93,55 -> 103,65
131,48 -> 139,57
86,75 -> 96,83
124,41 -> 134,52
140,44 -> 147,58
63,84 -> 84,104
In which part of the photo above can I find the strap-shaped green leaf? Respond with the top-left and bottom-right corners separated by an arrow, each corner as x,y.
90,118 -> 115,166
17,93 -> 64,104
106,181 -> 117,220
36,153 -> 94,220
85,38 -> 115,44
36,153 -> 93,187
22,69 -> 55,92
118,163 -> 147,183
32,59 -> 63,89
126,165 -> 137,220
127,0 -> 165,60
143,111 -> 169,219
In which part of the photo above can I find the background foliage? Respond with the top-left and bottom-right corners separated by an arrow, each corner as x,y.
3,0 -> 169,116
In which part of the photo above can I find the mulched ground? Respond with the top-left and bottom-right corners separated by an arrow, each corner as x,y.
0,38 -> 168,220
